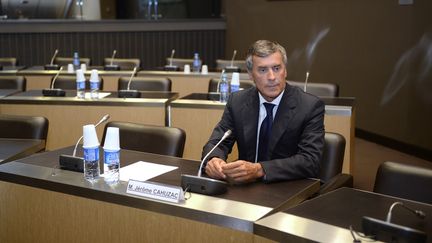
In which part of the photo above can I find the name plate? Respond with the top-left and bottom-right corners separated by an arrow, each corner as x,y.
126,179 -> 184,203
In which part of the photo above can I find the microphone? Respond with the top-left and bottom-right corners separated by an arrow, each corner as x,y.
164,49 -> 179,71
362,201 -> 427,242
118,67 -> 141,98
59,114 -> 110,172
44,49 -> 60,70
42,66 -> 66,97
225,50 -> 240,73
181,130 -> 232,195
215,69 -> 225,94
304,71 -> 309,92
104,50 -> 120,71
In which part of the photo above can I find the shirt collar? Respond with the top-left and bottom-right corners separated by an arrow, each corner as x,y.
258,89 -> 284,107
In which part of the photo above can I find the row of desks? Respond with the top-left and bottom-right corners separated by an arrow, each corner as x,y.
0,147 -> 430,242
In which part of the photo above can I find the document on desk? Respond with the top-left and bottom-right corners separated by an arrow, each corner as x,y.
119,161 -> 178,182
84,92 -> 111,99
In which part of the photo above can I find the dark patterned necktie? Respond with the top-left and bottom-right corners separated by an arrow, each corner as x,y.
258,103 -> 275,162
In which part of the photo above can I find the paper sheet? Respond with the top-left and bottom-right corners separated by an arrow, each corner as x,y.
84,92 -> 111,99
117,161 -> 178,182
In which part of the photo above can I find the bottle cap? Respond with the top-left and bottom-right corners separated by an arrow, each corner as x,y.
231,72 -> 240,85
83,124 -> 100,148
76,69 -> 86,82
103,127 -> 120,151
89,69 -> 99,82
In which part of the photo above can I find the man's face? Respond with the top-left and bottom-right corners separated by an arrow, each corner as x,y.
248,52 -> 287,102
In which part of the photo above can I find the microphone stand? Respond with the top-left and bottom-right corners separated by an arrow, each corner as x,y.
225,50 -> 240,73
304,71 -> 309,92
44,49 -> 60,70
104,50 -> 120,71
164,49 -> 179,71
42,66 -> 66,97
118,67 -> 141,98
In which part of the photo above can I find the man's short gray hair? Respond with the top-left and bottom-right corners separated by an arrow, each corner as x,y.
245,40 -> 288,71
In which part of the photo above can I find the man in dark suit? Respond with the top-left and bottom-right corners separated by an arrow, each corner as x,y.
202,40 -> 325,183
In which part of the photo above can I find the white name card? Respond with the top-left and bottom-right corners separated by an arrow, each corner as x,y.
126,179 -> 184,203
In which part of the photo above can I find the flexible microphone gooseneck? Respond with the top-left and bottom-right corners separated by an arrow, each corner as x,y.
50,49 -> 59,66
216,69 -> 225,93
164,49 -> 179,71
44,49 -> 60,70
304,71 -> 310,92
181,130 -> 232,195
104,50 -> 120,70
110,50 -> 117,66
72,114 -> 111,157
224,50 -> 240,73
230,50 -> 237,68
118,67 -> 140,98
386,202 -> 426,223
169,49 -> 175,67
42,66 -> 66,97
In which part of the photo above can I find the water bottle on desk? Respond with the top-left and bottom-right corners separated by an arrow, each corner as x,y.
72,52 -> 80,71
89,69 -> 100,99
103,127 -> 120,184
192,53 -> 202,73
83,124 -> 100,182
76,69 -> 86,99
219,73 -> 229,103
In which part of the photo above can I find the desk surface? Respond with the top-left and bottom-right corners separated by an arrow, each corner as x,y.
0,146 -> 319,232
255,187 -> 432,242
0,89 -> 19,98
19,66 -> 136,76
0,66 -> 26,74
0,138 -> 45,164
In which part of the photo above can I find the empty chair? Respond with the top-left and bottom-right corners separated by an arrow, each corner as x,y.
54,57 -> 91,67
0,76 -> 26,91
165,58 -> 194,70
0,114 -> 49,141
374,161 -> 432,204
288,80 -> 339,97
317,132 -> 353,195
0,57 -> 17,66
118,77 -> 171,92
102,121 -> 186,157
103,58 -> 140,70
51,75 -> 104,90
215,59 -> 247,72
208,78 -> 255,92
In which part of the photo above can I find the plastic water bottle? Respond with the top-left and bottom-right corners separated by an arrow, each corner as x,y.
103,127 -> 120,184
76,69 -> 86,99
89,69 -> 100,99
192,53 -> 202,73
230,72 -> 240,93
72,52 -> 80,71
219,73 -> 229,103
83,124 -> 100,182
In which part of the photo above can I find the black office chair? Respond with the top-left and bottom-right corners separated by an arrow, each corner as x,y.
0,76 -> 26,91
118,77 -> 172,92
215,59 -> 247,72
374,161 -> 432,204
288,80 -> 339,97
208,78 -> 255,92
0,57 -> 17,66
103,58 -> 140,70
165,58 -> 194,70
0,114 -> 49,141
102,121 -> 186,157
317,132 -> 353,195
54,57 -> 91,67
51,75 -> 104,90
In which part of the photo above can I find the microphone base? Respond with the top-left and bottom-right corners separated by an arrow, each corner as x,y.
118,89 -> 141,98
44,64 -> 60,70
181,174 -> 228,195
362,216 -> 426,243
224,66 -> 241,73
42,88 -> 66,97
59,154 -> 84,172
164,65 -> 179,71
104,64 -> 120,71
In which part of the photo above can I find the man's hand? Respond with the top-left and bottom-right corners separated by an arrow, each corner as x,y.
221,160 -> 265,183
205,157 -> 227,180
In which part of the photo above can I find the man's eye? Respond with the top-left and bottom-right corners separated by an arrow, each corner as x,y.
273,66 -> 280,72
259,68 -> 267,73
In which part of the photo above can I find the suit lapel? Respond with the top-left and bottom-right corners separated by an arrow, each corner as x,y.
268,85 -> 297,155
241,88 -> 259,160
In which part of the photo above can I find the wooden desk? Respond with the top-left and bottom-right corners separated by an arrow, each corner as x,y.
254,187 -> 432,243
0,138 -> 45,164
0,90 -> 177,150
0,147 -> 319,243
18,66 -> 135,91
0,66 -> 26,75
0,89 -> 19,98
170,93 -> 356,174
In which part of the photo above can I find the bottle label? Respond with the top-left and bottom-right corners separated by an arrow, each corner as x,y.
90,81 -> 99,90
220,83 -> 228,93
231,84 -> 240,92
84,147 -> 99,161
77,81 -> 85,89
104,150 -> 120,165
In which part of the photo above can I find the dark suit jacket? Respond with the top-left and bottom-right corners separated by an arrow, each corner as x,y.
202,84 -> 325,182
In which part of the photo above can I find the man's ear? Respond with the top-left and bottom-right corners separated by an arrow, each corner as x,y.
247,71 -> 253,81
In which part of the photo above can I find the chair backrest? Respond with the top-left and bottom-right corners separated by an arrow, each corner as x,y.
102,121 -> 186,157
118,77 -> 171,91
54,57 -> 91,67
215,59 -> 247,72
288,80 -> 339,97
208,78 -> 255,92
374,161 -> 432,204
319,132 -> 346,183
0,76 -> 26,91
103,58 -> 141,70
165,58 -> 194,70
0,114 -> 49,140
51,75 -> 104,90
0,57 -> 17,66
